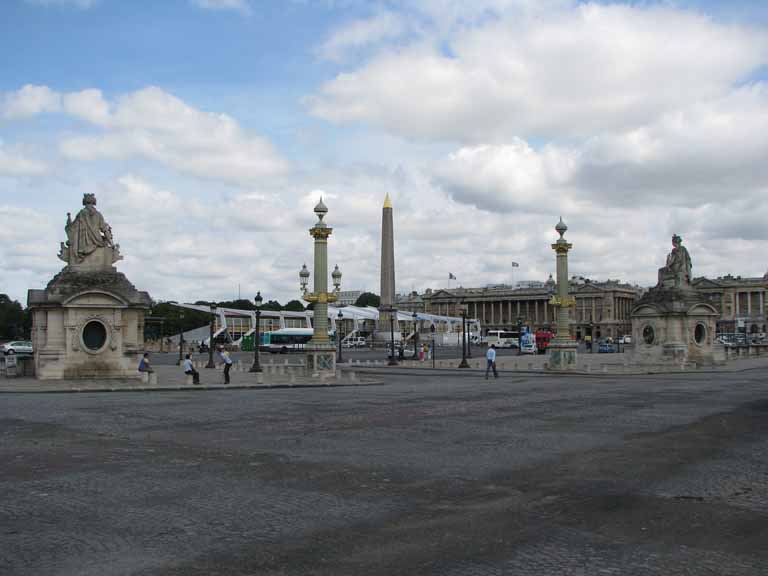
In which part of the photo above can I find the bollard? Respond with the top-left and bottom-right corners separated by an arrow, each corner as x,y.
141,372 -> 150,384
185,374 -> 194,386
290,373 -> 296,385
256,373 -> 264,385
348,371 -> 357,383
149,372 -> 158,385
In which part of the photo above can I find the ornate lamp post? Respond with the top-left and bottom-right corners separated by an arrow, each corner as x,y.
430,324 -> 436,368
412,311 -> 419,360
337,309 -> 344,364
548,217 -> 579,370
517,316 -> 523,356
459,305 -> 470,368
177,311 -> 185,366
205,303 -> 217,369
386,307 -> 398,366
250,292 -> 263,373
299,198 -> 342,376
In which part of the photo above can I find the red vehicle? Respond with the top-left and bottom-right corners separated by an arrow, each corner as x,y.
535,331 -> 554,354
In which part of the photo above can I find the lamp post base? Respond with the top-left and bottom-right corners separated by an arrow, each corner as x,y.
249,364 -> 263,373
547,340 -> 578,371
306,343 -> 337,378
458,358 -> 470,368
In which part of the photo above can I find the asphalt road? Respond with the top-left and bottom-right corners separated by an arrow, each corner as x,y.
2,369 -> 767,575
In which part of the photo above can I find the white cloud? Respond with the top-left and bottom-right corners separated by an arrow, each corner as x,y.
63,89 -> 111,125
2,85 -> 61,119
58,86 -> 289,185
309,3 -> 768,141
318,11 -> 406,62
0,144 -> 48,176
191,0 -> 250,14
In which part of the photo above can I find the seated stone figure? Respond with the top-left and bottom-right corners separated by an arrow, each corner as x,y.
657,234 -> 692,289
59,194 -> 121,267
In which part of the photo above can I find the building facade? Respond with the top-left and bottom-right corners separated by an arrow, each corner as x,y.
692,274 -> 768,335
398,278 -> 642,341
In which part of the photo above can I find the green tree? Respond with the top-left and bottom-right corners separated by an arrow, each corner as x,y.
0,294 -> 28,340
261,300 -> 283,311
283,299 -> 305,312
354,292 -> 381,308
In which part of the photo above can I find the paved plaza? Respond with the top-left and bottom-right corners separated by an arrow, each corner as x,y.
2,370 -> 768,575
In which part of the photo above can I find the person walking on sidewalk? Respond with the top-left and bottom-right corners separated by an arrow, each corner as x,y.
183,353 -> 200,385
217,346 -> 233,384
485,344 -> 498,379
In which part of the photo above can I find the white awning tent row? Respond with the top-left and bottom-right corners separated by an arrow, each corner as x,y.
167,302 -> 480,346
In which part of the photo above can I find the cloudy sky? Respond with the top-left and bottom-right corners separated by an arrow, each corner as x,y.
1,0 -> 767,306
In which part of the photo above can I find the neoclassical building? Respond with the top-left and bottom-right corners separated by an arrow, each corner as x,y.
692,273 -> 768,334
397,277 -> 643,341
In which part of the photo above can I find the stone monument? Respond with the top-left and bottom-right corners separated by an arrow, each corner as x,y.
631,234 -> 722,366
27,194 -> 151,379
375,193 -> 400,343
547,218 -> 579,370
299,198 -> 342,377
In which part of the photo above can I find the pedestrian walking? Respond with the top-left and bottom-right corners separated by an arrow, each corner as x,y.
485,344 -> 498,379
217,346 -> 233,384
418,343 -> 425,362
183,353 -> 200,385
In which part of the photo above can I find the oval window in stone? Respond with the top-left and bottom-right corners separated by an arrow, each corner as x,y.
642,325 -> 655,345
83,320 -> 107,351
694,323 -> 706,345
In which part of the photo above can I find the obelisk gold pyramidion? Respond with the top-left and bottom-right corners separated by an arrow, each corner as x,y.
376,193 -> 398,342
299,197 -> 342,377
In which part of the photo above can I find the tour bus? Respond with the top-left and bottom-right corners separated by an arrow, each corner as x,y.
485,330 -> 519,348
264,328 -> 335,354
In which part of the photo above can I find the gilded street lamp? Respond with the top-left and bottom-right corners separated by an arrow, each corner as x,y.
548,217 -> 579,370
176,311 -> 185,366
250,292 -> 263,373
387,307 -> 398,366
205,303 -> 217,369
337,309 -> 344,364
299,198 -> 342,375
430,324 -> 436,369
458,304 -> 470,368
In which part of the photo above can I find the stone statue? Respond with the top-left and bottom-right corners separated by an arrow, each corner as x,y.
59,194 -> 121,267
657,234 -> 692,289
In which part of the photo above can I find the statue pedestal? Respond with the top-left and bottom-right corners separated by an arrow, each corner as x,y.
28,257 -> 151,380
305,343 -> 337,378
631,288 -> 721,368
547,340 -> 578,371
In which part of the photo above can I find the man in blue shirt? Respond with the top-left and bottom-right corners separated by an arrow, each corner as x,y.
217,346 -> 233,384
485,344 -> 498,379
182,353 -> 200,385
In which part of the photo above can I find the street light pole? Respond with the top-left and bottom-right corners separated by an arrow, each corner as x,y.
412,311 -> 419,360
430,324 -> 436,369
388,307 -> 398,366
517,316 -> 523,356
206,303 -> 217,369
250,292 -> 263,373
177,311 -> 185,365
459,307 -> 470,368
337,310 -> 344,364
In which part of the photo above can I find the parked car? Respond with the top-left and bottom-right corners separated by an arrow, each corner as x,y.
520,342 -> 537,354
618,335 -> 632,344
1,340 -> 33,355
343,336 -> 368,348
598,340 -> 616,353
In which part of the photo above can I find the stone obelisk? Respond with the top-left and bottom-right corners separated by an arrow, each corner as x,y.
377,193 -> 397,341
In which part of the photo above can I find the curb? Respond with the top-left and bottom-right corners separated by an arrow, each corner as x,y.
0,381 -> 385,394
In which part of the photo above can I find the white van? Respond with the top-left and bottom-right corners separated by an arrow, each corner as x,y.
343,336 -> 368,348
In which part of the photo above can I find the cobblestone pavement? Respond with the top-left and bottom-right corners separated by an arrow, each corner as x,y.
1,370 -> 767,575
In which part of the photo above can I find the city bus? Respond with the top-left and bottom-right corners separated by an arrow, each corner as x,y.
485,330 -> 519,348
264,328 -> 335,354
